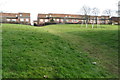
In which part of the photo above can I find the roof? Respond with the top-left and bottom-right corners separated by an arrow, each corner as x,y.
111,17 -> 120,21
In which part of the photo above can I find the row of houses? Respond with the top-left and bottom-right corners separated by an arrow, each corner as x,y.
0,12 -> 119,26
36,13 -> 110,26
0,13 -> 31,25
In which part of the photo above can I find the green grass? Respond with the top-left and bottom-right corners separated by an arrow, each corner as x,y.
2,24 -> 118,78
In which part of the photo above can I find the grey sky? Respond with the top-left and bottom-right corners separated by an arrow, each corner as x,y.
0,0 -> 119,24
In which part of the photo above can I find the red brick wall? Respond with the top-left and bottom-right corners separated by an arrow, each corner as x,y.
38,13 -> 83,18
0,13 -> 31,25
37,13 -> 111,25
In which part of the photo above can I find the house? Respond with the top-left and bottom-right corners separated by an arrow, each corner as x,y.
37,13 -> 86,26
37,13 -> 110,26
0,12 -> 31,25
111,17 -> 120,25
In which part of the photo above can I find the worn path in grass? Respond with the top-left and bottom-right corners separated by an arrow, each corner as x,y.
42,24 -> 118,76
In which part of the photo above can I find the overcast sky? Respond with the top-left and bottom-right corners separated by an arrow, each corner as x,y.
0,0 -> 119,23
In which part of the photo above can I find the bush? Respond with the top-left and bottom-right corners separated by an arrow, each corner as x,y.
45,22 -> 57,25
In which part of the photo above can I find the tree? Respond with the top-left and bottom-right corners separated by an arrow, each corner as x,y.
112,10 -> 118,16
103,9 -> 112,24
92,7 -> 100,24
103,9 -> 112,16
80,5 -> 91,28
91,7 -> 100,28
50,18 -> 54,22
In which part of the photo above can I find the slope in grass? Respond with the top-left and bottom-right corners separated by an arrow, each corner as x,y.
2,24 -> 118,78
42,24 -> 118,76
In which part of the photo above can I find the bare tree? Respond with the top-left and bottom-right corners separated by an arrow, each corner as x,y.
103,9 -> 112,24
112,10 -> 118,16
103,9 -> 112,16
80,5 -> 91,28
91,7 -> 100,28
92,8 -> 100,24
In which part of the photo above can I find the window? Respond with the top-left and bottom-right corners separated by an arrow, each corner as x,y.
12,19 -> 16,21
40,19 -> 43,22
72,19 -> 74,22
45,19 -> 48,22
73,19 -> 76,22
90,19 -> 95,23
20,14 -> 22,17
6,19 -> 10,21
46,15 -> 48,17
49,15 -> 52,17
102,21 -> 105,24
75,20 -> 78,22
66,19 -> 69,22
20,18 -> 24,21
101,17 -> 104,19
57,19 -> 59,21
16,15 -> 18,17
106,17 -> 109,19
61,19 -> 63,22
26,19 -> 29,22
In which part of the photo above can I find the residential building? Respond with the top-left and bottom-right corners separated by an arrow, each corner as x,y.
111,17 -> 120,25
0,12 -> 31,25
37,13 -> 110,26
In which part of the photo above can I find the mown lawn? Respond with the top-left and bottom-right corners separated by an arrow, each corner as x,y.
2,24 -> 118,78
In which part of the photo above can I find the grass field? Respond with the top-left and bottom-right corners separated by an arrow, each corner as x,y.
2,24 -> 118,78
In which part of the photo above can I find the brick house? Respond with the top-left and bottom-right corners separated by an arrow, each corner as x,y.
0,12 -> 31,25
37,13 -> 85,26
111,17 -> 120,25
37,13 -> 110,26
89,16 -> 110,24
